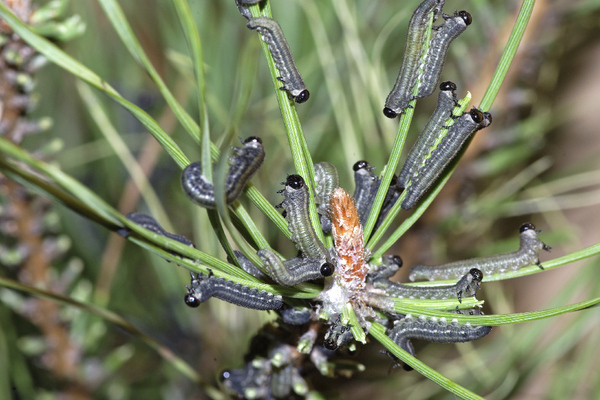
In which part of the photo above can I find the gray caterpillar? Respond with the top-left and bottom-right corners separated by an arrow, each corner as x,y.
401,107 -> 492,209
184,270 -> 282,310
372,268 -> 482,303
416,11 -> 472,99
313,161 -> 339,233
387,312 -> 492,370
181,136 -> 264,208
258,248 -> 334,286
246,17 -> 310,103
409,223 -> 551,281
124,212 -> 193,247
383,0 -> 446,118
397,81 -> 457,189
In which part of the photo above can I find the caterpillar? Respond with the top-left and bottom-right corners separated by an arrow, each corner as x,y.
397,81 -> 457,189
234,0 -> 261,20
371,268 -> 482,303
184,270 -> 283,310
246,17 -> 310,103
323,316 -> 354,351
258,248 -> 334,286
416,11 -> 472,99
383,0 -> 446,118
351,160 -> 402,229
124,212 -> 194,247
367,254 -> 403,281
231,250 -> 269,280
314,161 -> 340,233
352,160 -> 379,227
401,107 -> 492,209
278,174 -> 328,260
387,313 -> 492,370
409,223 -> 551,281
181,136 -> 265,209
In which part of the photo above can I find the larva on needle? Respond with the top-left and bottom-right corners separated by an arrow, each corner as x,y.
383,0 -> 445,118
246,17 -> 310,103
401,107 -> 492,210
416,11 -> 472,99
397,81 -> 457,189
409,223 -> 551,281
181,136 -> 264,209
184,270 -> 282,311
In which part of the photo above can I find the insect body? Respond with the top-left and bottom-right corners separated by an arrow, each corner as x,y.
416,11 -> 472,99
409,223 -> 551,281
234,0 -> 261,20
314,162 -> 340,233
181,137 -> 265,208
371,268 -> 482,303
387,313 -> 492,370
401,107 -> 492,209
397,81 -> 457,189
184,271 -> 283,310
279,174 -> 328,260
258,249 -> 334,286
352,160 -> 379,227
323,316 -> 354,350
383,0 -> 445,118
124,212 -> 193,246
246,17 -> 310,103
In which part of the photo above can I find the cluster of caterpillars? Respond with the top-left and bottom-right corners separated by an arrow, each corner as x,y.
118,0 -> 553,397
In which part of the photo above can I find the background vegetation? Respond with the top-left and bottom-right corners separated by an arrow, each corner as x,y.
1,0 -> 600,398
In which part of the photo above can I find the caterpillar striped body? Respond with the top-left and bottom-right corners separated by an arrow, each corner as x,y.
387,313 -> 492,370
278,174 -> 328,260
258,248 -> 334,286
409,223 -> 551,281
401,107 -> 492,209
314,162 -> 339,233
125,212 -> 194,247
246,17 -> 310,103
278,304 -> 313,325
184,271 -> 282,310
372,268 -> 482,303
383,0 -> 445,118
181,136 -> 265,209
352,160 -> 379,227
397,81 -> 457,188
416,11 -> 472,99
367,255 -> 403,281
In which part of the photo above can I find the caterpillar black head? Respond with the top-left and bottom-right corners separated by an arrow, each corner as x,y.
457,10 -> 472,26
439,81 -> 457,91
519,222 -> 536,233
285,174 -> 305,190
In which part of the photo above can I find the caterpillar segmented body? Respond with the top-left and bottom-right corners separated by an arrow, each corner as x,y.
367,255 -> 403,281
397,81 -> 457,189
314,162 -> 339,233
409,223 -> 551,281
416,11 -> 472,99
279,174 -> 328,260
181,137 -> 265,208
372,268 -> 482,303
352,160 -> 379,227
125,212 -> 194,247
184,271 -> 282,310
383,0 -> 445,118
232,250 -> 268,280
258,248 -> 334,286
387,313 -> 492,370
401,107 -> 492,209
246,17 -> 310,103
234,0 -> 261,20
